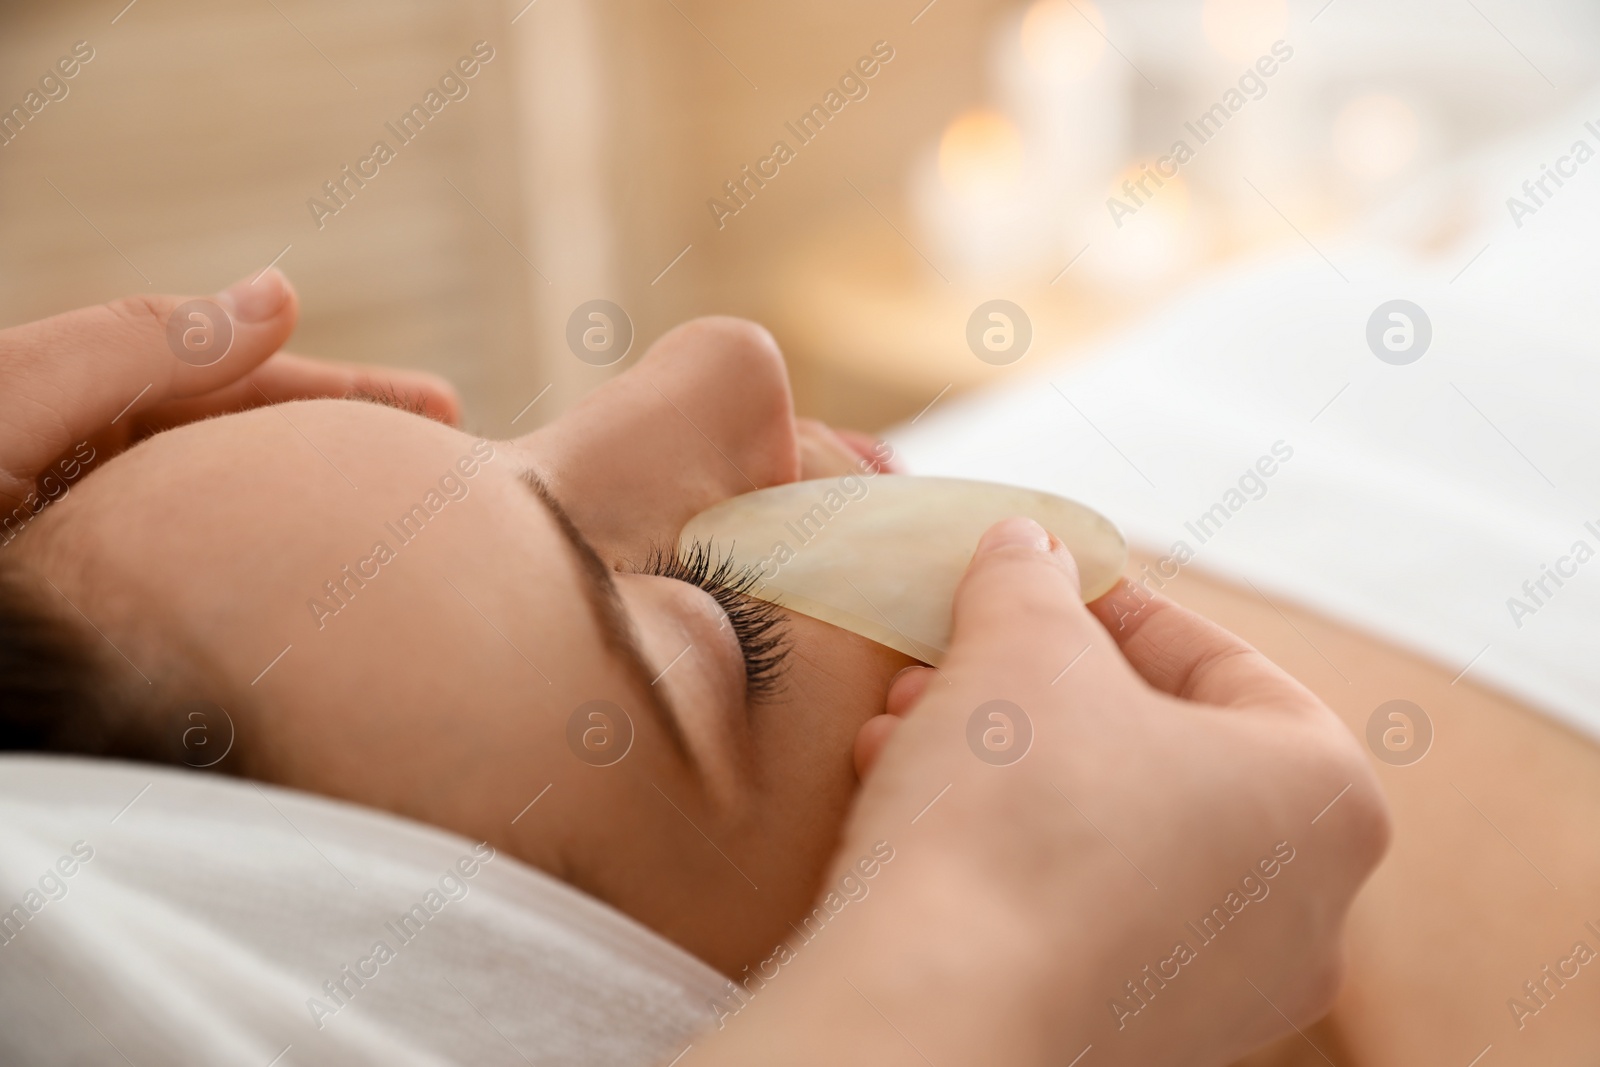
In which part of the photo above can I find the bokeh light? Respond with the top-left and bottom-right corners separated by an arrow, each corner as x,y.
1201,0 -> 1288,65
938,108 -> 1026,194
1109,159 -> 1192,224
1333,93 -> 1421,182
1092,160 -> 1196,284
1020,0 -> 1107,81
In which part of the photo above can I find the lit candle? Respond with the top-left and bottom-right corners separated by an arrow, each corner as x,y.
910,0 -> 1129,284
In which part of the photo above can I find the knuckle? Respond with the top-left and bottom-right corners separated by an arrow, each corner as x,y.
106,294 -> 172,334
1302,732 -> 1393,871
1006,582 -> 1074,627
965,550 -> 1078,618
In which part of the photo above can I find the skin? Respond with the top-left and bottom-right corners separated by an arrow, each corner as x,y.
5,282 -> 1534,1061
692,523 -> 1389,1066
15,316 -> 914,977
856,559 -> 1600,1067
1153,562 -> 1600,1067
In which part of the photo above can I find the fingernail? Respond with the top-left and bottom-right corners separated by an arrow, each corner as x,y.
977,517 -> 1049,555
889,665 -> 924,687
215,268 -> 288,324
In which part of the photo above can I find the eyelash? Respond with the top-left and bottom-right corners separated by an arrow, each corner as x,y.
641,539 -> 789,699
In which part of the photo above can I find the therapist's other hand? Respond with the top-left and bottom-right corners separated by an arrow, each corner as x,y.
0,270 -> 461,507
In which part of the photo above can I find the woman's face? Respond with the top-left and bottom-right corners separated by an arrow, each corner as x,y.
20,318 -> 914,975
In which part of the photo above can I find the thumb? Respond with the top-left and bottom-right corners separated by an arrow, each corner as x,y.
942,517 -> 1127,692
0,269 -> 298,504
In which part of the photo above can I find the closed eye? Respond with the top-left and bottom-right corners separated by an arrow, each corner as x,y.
640,540 -> 789,699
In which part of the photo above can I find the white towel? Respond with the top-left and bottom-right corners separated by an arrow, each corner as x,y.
0,755 -> 726,1066
888,89 -> 1600,739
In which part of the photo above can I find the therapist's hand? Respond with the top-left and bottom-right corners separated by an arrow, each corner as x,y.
691,518 -> 1389,1067
0,270 -> 461,508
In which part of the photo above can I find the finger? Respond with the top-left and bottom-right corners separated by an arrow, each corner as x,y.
831,428 -> 900,474
0,270 -> 297,505
942,518 -> 1128,691
853,714 -> 900,779
885,666 -> 935,717
131,351 -> 464,431
1088,580 -> 1318,712
795,419 -> 864,479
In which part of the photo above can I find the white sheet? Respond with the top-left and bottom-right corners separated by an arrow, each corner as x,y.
0,755 -> 725,1066
888,89 -> 1600,738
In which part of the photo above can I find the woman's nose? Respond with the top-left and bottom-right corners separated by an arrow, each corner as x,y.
505,316 -> 802,561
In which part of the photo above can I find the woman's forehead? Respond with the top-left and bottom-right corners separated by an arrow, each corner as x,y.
11,411 -> 671,771
13,399 -> 541,641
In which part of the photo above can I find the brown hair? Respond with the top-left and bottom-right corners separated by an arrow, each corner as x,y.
0,555 -> 190,764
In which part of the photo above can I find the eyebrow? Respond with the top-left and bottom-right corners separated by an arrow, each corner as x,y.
345,386 -> 431,416
514,469 -> 693,765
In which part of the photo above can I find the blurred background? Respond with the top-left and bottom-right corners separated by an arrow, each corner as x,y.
2,0 -> 1597,434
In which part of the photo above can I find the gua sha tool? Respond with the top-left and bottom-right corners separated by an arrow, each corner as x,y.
679,475 -> 1127,665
